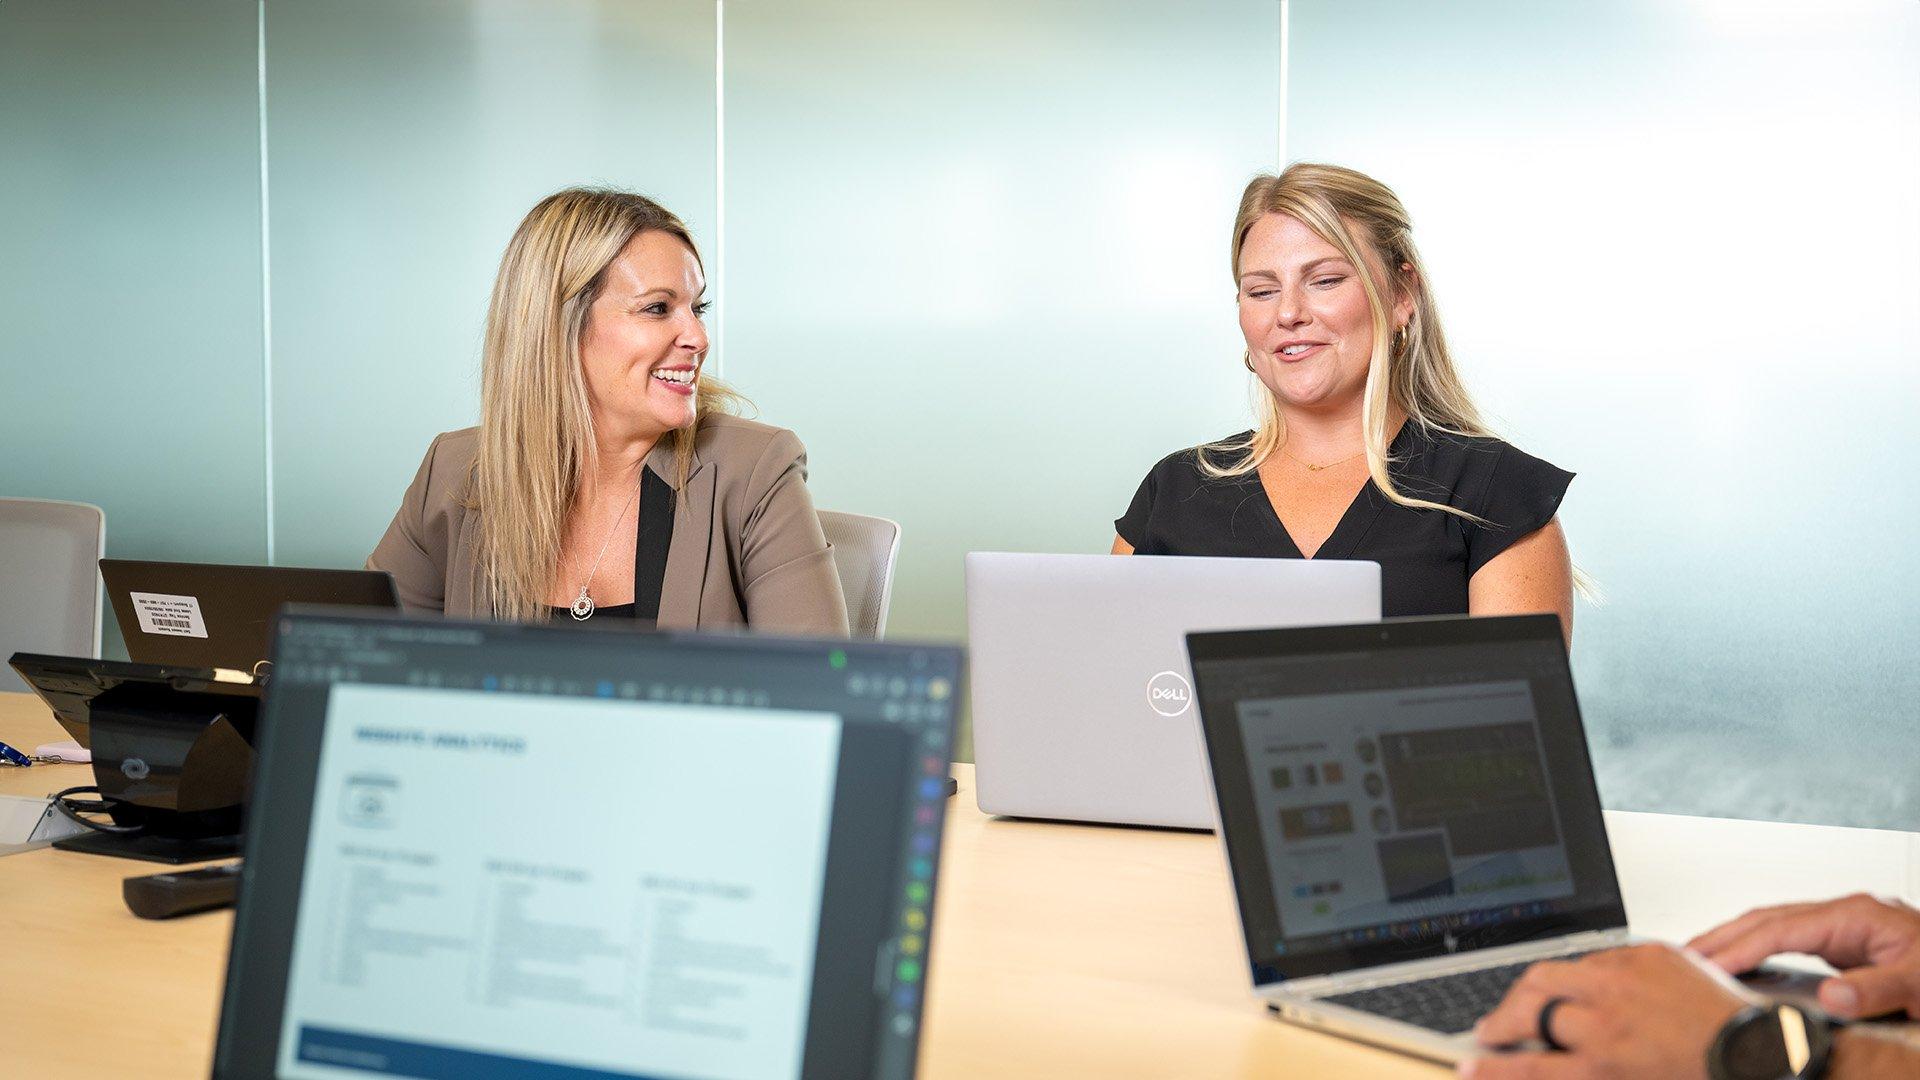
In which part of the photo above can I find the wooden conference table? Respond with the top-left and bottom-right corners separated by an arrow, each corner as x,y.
4,691 -> 1917,1079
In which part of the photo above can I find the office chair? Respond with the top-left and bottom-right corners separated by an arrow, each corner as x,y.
817,510 -> 901,639
0,497 -> 105,692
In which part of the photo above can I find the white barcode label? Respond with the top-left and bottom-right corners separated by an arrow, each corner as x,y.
129,592 -> 209,639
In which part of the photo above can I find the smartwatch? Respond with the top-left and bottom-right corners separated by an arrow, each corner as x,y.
1707,1002 -> 1837,1080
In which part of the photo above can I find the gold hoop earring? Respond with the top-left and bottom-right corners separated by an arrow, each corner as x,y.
1393,324 -> 1409,354
1243,348 -> 1256,373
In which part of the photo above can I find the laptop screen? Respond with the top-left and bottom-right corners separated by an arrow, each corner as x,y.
215,612 -> 961,1080
1186,615 -> 1625,985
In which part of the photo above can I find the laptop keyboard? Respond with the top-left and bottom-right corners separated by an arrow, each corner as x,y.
1319,949 -> 1608,1035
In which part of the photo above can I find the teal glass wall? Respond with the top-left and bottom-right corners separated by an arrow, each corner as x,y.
9,1 -> 1913,828
1288,0 -> 1920,828
264,0 -> 717,568
3,0 -> 1277,749
0,0 -> 714,653
0,0 -> 267,658
723,0 -> 1283,655
0,1 -> 268,562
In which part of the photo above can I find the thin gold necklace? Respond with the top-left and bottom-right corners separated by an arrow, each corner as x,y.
1280,446 -> 1365,472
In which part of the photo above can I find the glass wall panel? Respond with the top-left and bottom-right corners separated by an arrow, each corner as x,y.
264,0 -> 717,568
724,1 -> 1282,674
1288,0 -> 1920,828
0,2 -> 267,558
0,0 -> 267,659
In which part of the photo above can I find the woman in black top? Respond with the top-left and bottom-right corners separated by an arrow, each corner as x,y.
1114,164 -> 1574,633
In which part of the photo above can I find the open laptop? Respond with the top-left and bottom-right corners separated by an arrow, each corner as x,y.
214,609 -> 962,1080
964,552 -> 1379,829
99,559 -> 397,676
1185,614 -> 1814,1064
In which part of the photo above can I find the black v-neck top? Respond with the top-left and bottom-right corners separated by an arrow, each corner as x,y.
548,467 -> 676,625
1115,424 -> 1573,618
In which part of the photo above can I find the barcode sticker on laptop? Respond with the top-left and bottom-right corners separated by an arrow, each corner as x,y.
129,592 -> 209,639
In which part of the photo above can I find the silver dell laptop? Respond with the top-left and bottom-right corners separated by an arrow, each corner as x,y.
1184,614 -> 1815,1064
964,552 -> 1379,829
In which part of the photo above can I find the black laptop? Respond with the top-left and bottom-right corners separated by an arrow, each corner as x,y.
99,559 -> 398,674
214,609 -> 962,1080
1185,614 -> 1819,1065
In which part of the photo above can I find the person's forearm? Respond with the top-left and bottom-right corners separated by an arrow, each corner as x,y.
1829,1027 -> 1920,1079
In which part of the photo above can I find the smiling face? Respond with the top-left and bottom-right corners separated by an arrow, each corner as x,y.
577,229 -> 710,442
1236,212 -> 1411,415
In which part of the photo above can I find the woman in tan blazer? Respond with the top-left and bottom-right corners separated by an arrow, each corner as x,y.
369,189 -> 848,637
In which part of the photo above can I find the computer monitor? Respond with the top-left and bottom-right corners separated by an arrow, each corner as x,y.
214,610 -> 962,1080
8,652 -> 260,748
99,559 -> 398,674
9,651 -> 260,862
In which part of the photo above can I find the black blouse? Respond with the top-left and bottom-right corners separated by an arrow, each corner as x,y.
1115,424 -> 1572,618
548,467 -> 675,625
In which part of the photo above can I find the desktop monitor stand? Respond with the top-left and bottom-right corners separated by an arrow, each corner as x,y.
50,681 -> 254,865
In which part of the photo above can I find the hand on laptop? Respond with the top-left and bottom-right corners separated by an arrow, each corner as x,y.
1689,892 -> 1920,1021
1461,895 -> 1920,1079
1461,943 -> 1745,1079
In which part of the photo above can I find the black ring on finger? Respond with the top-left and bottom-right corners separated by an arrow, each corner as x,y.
1537,995 -> 1572,1052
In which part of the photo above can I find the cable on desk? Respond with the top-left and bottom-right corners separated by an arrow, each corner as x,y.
50,785 -> 146,836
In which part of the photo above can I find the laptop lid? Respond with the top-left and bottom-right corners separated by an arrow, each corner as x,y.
1185,615 -> 1626,988
214,610 -> 962,1080
964,552 -> 1380,829
100,560 -> 398,673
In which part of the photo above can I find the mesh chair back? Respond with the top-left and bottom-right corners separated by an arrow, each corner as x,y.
817,510 -> 901,639
0,497 -> 105,692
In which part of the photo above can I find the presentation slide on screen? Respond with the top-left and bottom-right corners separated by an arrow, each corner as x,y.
277,683 -> 843,1080
1235,680 -> 1575,940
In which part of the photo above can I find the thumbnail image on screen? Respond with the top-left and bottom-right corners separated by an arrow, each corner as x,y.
1235,680 -> 1575,942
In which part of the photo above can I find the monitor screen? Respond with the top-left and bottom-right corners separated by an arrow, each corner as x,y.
1187,615 -> 1625,986
215,612 -> 960,1080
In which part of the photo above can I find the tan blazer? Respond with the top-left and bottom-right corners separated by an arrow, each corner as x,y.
368,414 -> 850,637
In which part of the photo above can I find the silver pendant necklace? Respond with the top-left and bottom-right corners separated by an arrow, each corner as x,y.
570,473 -> 643,621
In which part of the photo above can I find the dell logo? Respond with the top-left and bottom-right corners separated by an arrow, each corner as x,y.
1146,671 -> 1194,717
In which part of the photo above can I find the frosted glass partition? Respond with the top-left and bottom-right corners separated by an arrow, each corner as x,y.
264,0 -> 718,568
1289,0 -> 1920,829
0,1 -> 267,564
724,0 -> 1283,660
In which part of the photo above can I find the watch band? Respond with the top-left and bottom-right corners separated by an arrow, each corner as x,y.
1708,1002 -> 1837,1080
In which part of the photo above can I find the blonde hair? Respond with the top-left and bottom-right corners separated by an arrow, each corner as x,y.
1200,163 -> 1490,520
472,188 -> 747,621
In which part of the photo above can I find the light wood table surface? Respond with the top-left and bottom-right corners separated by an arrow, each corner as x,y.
3,690 -> 1915,1079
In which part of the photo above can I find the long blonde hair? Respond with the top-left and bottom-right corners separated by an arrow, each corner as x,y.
473,188 -> 746,621
1201,163 -> 1489,520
